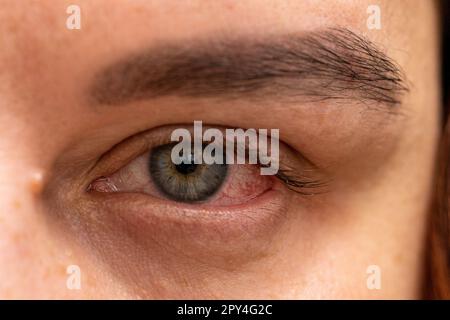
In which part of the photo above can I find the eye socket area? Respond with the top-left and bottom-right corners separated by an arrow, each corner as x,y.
66,124 -> 328,274
88,142 -> 275,207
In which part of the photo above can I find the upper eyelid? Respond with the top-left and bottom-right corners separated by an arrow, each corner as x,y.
85,124 -> 258,180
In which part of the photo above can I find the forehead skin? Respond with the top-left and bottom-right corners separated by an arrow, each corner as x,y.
0,0 -> 441,298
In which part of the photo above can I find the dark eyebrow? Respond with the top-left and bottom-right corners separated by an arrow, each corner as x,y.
90,28 -> 408,107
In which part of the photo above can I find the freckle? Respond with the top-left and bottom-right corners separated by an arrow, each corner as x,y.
12,200 -> 21,209
59,265 -> 67,277
224,2 -> 236,10
394,252 -> 404,263
28,171 -> 45,194
179,276 -> 189,288
65,249 -> 73,256
11,232 -> 23,244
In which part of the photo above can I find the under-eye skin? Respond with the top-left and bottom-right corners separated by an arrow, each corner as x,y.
149,143 -> 228,202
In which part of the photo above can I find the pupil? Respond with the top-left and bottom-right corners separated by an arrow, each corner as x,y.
175,162 -> 198,175
149,143 -> 228,203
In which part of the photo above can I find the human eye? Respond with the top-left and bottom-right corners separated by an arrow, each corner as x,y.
86,124 -> 327,208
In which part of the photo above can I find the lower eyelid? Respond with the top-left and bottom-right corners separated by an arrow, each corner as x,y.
84,179 -> 292,267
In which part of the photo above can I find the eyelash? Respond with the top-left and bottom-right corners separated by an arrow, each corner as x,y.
268,165 -> 328,196
87,160 -> 326,196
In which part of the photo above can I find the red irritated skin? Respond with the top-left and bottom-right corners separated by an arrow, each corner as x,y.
0,0 -> 442,299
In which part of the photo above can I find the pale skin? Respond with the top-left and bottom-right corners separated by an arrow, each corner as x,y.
0,0 -> 441,298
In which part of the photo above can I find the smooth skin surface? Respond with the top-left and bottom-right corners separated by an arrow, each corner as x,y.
0,0 -> 441,298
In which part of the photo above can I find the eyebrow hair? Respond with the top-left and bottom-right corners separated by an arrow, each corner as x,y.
90,28 -> 408,107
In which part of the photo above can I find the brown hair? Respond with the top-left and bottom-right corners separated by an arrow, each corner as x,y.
426,0 -> 450,299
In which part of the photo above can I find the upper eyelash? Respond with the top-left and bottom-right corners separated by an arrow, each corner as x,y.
166,141 -> 329,196
259,163 -> 329,196
237,143 -> 327,196
275,168 -> 329,196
